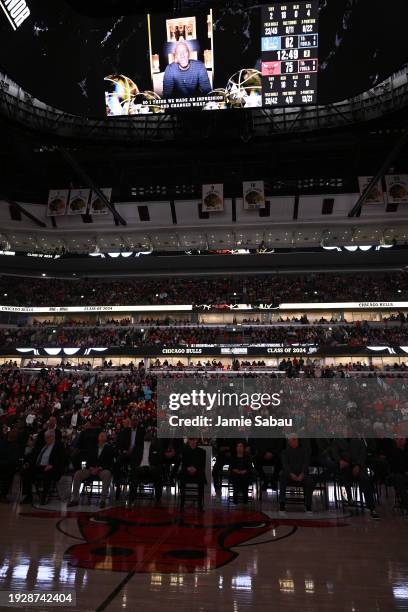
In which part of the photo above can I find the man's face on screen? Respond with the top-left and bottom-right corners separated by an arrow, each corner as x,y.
175,43 -> 190,68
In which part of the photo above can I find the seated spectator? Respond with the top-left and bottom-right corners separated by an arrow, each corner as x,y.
279,434 -> 314,514
20,430 -> 66,505
253,438 -> 283,491
67,431 -> 115,509
229,441 -> 254,504
129,430 -> 164,504
177,438 -> 206,511
75,420 -> 102,470
332,438 -> 380,519
33,416 -> 62,452
310,438 -> 337,478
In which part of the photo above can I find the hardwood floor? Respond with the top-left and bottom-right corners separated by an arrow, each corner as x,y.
0,489 -> 407,611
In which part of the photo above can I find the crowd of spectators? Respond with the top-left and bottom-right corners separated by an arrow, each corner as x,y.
2,321 -> 408,348
0,271 -> 406,306
0,363 -> 407,515
0,327 -> 143,348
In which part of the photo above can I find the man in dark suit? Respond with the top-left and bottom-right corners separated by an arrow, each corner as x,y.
33,416 -> 62,452
129,431 -> 164,504
177,438 -> 207,511
114,417 -> 145,497
115,417 -> 145,468
68,431 -> 115,508
279,434 -> 314,514
21,430 -> 66,505
253,438 -> 283,491
64,406 -> 84,429
74,420 -> 102,469
332,438 -> 380,519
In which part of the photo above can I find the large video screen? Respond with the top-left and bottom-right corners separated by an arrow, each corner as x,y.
1,1 -> 407,118
105,2 -> 319,115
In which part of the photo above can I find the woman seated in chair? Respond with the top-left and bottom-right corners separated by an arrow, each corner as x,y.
229,441 -> 254,504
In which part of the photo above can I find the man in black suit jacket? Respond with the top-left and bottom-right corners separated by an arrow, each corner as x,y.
279,435 -> 314,513
177,438 -> 207,511
33,416 -> 62,452
332,438 -> 379,519
115,417 -> 145,465
21,430 -> 66,505
253,438 -> 283,491
68,432 -> 115,508
114,417 -> 145,498
129,431 -> 164,503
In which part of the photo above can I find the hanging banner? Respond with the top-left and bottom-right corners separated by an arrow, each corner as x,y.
385,175 -> 408,204
89,188 -> 112,215
67,188 -> 90,215
46,189 -> 68,217
243,180 -> 265,210
358,176 -> 384,205
202,184 -> 224,212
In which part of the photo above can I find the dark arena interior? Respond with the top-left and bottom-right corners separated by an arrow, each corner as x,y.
1,0 -> 408,610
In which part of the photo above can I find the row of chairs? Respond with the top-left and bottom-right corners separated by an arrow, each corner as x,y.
24,463 -> 403,514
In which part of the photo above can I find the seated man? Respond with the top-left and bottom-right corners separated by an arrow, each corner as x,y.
67,431 -> 115,509
332,438 -> 380,519
279,434 -> 314,514
310,438 -> 337,479
115,417 -> 145,470
253,438 -> 283,491
129,430 -> 164,504
386,437 -> 408,511
21,430 -> 66,505
161,437 -> 183,483
114,417 -> 145,498
177,438 -> 206,511
229,441 -> 254,504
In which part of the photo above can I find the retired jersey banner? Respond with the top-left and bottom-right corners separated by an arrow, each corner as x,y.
358,176 -> 384,205
46,189 -> 68,217
202,184 -> 224,211
89,188 -> 112,215
385,175 -> 408,204
243,180 -> 265,210
67,188 -> 90,215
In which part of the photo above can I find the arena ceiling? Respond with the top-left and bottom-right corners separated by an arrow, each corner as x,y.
0,0 -> 407,266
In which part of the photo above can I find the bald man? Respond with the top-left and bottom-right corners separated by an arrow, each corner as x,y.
163,41 -> 211,99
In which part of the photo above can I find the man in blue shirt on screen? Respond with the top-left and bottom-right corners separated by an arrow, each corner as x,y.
162,41 -> 211,99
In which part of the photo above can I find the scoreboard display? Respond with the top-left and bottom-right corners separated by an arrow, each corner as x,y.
0,0 -> 321,116
261,1 -> 319,107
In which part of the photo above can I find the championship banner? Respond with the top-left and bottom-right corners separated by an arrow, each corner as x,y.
89,188 -> 112,215
46,189 -> 68,217
67,188 -> 90,215
385,175 -> 408,204
202,184 -> 224,212
243,181 -> 265,210
358,176 -> 384,205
